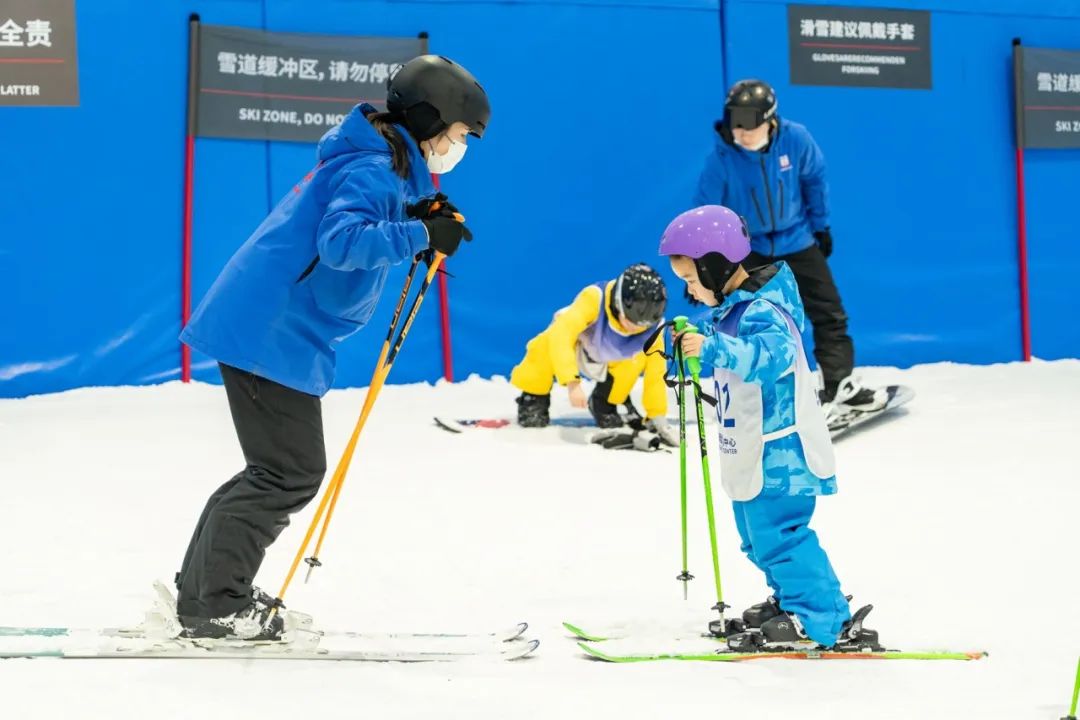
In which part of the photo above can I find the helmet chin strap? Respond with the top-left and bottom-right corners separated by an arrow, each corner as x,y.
611,273 -> 627,322
695,255 -> 737,297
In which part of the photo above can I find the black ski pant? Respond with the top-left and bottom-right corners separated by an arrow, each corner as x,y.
176,364 -> 327,619
745,245 -> 854,390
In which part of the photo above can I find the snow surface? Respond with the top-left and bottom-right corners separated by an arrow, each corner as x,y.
1,360 -> 1078,719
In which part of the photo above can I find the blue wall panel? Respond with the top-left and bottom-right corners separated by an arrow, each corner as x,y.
1,0 -> 1077,398
260,0 -> 724,387
722,0 -> 1080,366
0,1 -> 267,396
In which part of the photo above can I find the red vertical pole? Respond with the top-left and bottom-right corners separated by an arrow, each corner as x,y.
181,135 -> 195,382
437,263 -> 454,381
1015,147 -> 1031,362
1012,39 -> 1032,362
181,14 -> 201,382
431,175 -> 454,382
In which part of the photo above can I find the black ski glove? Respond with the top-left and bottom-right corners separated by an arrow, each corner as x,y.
591,428 -> 665,452
814,227 -> 833,258
406,192 -> 461,221
421,215 -> 472,257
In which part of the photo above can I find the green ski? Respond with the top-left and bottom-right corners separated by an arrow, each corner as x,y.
578,640 -> 987,663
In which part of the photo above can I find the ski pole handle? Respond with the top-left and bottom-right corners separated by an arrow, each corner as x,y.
673,316 -> 702,380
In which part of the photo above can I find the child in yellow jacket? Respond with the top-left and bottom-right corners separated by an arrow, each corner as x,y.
510,264 -> 676,444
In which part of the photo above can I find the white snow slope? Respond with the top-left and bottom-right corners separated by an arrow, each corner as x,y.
1,360 -> 1078,720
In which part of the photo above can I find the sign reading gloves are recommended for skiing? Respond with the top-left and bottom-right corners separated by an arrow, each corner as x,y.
787,4 -> 931,89
0,0 -> 79,106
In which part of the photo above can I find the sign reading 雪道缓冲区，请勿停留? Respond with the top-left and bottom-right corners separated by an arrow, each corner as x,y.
195,24 -> 426,144
1015,45 -> 1080,149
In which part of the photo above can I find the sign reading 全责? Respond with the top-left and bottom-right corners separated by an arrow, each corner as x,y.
0,0 -> 79,106
787,5 -> 931,89
196,24 -> 425,143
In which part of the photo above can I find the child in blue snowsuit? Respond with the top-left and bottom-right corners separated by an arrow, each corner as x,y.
660,204 -> 872,650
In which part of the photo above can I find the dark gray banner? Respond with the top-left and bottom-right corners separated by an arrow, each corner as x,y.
1016,46 -> 1080,149
787,4 -> 931,89
196,24 -> 425,143
0,0 -> 79,106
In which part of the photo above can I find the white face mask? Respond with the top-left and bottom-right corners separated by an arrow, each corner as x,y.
736,135 -> 769,151
425,137 -> 467,174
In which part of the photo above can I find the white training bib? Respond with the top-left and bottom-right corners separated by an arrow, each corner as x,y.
711,303 -> 835,501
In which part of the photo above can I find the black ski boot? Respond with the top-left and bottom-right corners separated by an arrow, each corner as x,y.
589,377 -> 623,429
724,611 -> 810,652
622,396 -> 644,431
832,605 -> 883,652
179,587 -> 285,641
822,376 -> 887,412
741,593 -> 850,628
742,595 -> 782,628
516,392 -> 550,428
725,629 -> 766,652
707,617 -> 746,638
760,612 -> 808,645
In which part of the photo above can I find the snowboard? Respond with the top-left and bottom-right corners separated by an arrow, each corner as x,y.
828,385 -> 914,440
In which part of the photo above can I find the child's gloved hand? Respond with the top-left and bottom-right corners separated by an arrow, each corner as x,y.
677,331 -> 706,358
567,380 -> 587,409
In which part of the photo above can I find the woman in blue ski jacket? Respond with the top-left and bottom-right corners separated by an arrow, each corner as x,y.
173,56 -> 491,642
660,204 -> 880,652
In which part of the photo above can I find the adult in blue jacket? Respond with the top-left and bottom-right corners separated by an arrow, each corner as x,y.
693,79 -> 886,420
174,56 -> 491,642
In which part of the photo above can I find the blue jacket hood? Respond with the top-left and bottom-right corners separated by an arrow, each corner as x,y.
318,103 -> 427,169
721,261 -> 806,332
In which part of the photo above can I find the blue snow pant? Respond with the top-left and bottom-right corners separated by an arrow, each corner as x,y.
732,494 -> 850,646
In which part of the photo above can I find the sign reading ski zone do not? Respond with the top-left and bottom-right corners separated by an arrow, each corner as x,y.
787,5 -> 931,89
1015,46 -> 1080,149
196,24 -> 425,143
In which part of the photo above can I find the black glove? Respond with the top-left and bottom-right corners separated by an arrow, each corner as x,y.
421,215 -> 472,257
407,192 -> 461,220
590,428 -> 665,452
814,227 -> 833,258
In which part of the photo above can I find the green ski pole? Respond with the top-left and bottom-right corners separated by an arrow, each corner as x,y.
1063,655 -> 1080,720
674,316 -> 729,635
672,318 -> 693,599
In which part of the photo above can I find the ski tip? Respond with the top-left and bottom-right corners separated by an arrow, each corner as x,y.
433,416 -> 465,433
510,639 -> 540,659
507,622 -> 528,640
562,621 -> 606,642
577,641 -> 614,661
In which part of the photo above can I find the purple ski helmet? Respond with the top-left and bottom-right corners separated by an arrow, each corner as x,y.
659,206 -> 751,294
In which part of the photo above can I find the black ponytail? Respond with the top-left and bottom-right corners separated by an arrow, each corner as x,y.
367,111 -> 413,179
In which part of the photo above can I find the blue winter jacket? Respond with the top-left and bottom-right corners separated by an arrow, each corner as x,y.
699,262 -> 837,497
180,104 -> 435,396
692,118 -> 829,258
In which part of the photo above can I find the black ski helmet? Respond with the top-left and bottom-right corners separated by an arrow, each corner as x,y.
386,55 -> 490,141
613,264 -> 667,327
724,79 -> 777,130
